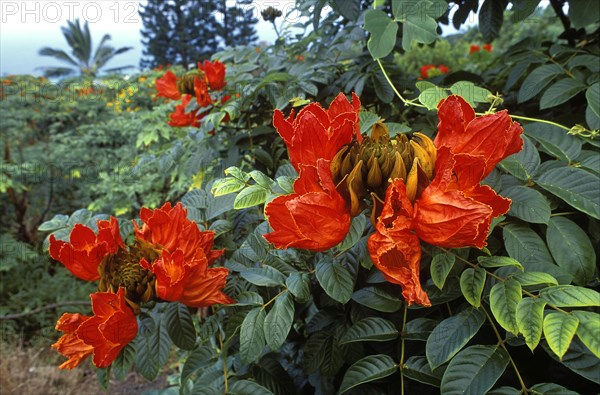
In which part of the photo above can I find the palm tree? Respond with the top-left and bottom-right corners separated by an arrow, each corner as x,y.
38,19 -> 133,78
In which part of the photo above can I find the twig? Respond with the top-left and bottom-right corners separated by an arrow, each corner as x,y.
0,301 -> 90,320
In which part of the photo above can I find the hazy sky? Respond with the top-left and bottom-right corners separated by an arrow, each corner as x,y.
0,1 -> 294,76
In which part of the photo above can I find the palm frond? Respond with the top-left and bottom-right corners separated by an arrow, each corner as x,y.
38,47 -> 79,66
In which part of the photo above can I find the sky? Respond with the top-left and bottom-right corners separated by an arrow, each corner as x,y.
0,0 -> 483,76
0,1 -> 295,76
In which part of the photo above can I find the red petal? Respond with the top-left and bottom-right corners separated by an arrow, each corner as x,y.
180,267 -> 234,307
155,70 -> 181,100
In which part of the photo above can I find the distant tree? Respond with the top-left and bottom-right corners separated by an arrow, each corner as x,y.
38,19 -> 133,78
140,0 -> 258,69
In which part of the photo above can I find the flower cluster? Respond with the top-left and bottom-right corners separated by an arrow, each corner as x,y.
49,203 -> 232,369
264,93 -> 523,306
420,64 -> 450,79
470,44 -> 492,54
155,60 -> 230,128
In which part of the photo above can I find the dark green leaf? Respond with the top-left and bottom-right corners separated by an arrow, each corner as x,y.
543,338 -> 600,384
430,253 -> 456,290
229,379 -> 275,395
112,341 -> 136,381
165,303 -> 196,350
530,382 -> 579,395
339,214 -> 367,251
586,82 -> 600,118
478,256 -> 524,271
426,307 -> 486,369
568,1 -> 600,28
364,10 -> 398,59
479,0 -> 504,42
546,217 -> 596,285
525,123 -> 582,162
502,186 -> 551,224
240,307 -> 266,364
403,318 -> 439,341
539,285 -> 600,307
499,136 -> 540,181
316,259 -> 354,304
572,311 -> 600,358
518,64 -> 563,103
440,345 -> 510,395
489,279 -> 522,334
264,292 -> 295,351
240,266 -> 285,287
340,317 -> 399,344
459,268 -> 486,307
402,355 -> 444,387
338,354 -> 397,394
352,286 -> 403,313
285,272 -> 311,302
181,345 -> 216,385
540,78 -> 587,109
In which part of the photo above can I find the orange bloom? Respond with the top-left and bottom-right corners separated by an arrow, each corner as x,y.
273,92 -> 362,170
194,75 -> 213,107
135,202 -> 233,307
368,95 -> 523,305
52,313 -> 93,369
53,288 -> 137,369
438,64 -> 449,74
469,44 -> 480,54
155,70 -> 181,100
168,95 -> 200,127
264,159 -> 351,251
420,64 -> 435,79
49,217 -> 124,281
368,180 -> 430,306
76,288 -> 138,368
199,60 -> 226,90
483,43 -> 492,52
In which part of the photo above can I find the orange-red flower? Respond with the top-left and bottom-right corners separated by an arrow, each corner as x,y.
273,92 -> 362,170
368,95 -> 523,305
53,288 -> 137,369
52,313 -> 93,369
135,202 -> 234,307
155,70 -> 181,100
264,159 -> 351,251
483,43 -> 492,52
438,64 -> 449,74
420,64 -> 435,79
168,95 -> 201,127
469,44 -> 480,54
194,76 -> 213,107
199,60 -> 226,90
49,217 -> 124,281
368,180 -> 430,306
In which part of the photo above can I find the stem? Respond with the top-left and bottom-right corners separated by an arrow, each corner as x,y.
399,304 -> 408,395
483,307 -> 528,393
0,301 -> 90,320
217,329 -> 228,394
261,289 -> 286,310
493,114 -> 571,131
376,59 -> 427,109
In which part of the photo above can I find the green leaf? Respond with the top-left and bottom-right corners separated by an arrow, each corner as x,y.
136,319 -> 171,381
264,292 -> 295,351
586,82 -> 600,118
525,123 -> 582,162
112,342 -> 136,381
516,297 -> 547,351
285,272 -> 311,302
536,166 -> 600,219
164,303 -> 196,350
450,81 -> 492,105
338,354 -> 397,394
240,266 -> 285,287
339,317 -> 399,344
229,380 -> 275,395
517,64 -> 563,103
529,383 -> 579,395
544,311 -> 579,359
402,355 -> 444,387
502,186 -> 551,224
38,214 -> 69,231
572,311 -> 600,358
489,279 -> 522,334
418,87 -> 449,110
181,345 -> 216,385
234,291 -> 264,306
487,386 -> 521,395
459,268 -> 486,308
338,214 -> 367,251
316,259 -> 354,304
568,0 -> 600,28
540,78 -> 587,109
479,0 -> 504,42
364,10 -> 398,59
234,185 -> 270,209
511,0 -> 541,22
543,338 -> 600,384
477,256 -> 524,271
499,136 -> 540,181
539,285 -> 600,307
503,223 -> 569,283
426,307 -> 486,370
440,345 -> 510,395
352,286 -> 403,312
511,272 -> 558,287
359,111 -> 381,135
240,307 -> 266,364
96,367 -> 110,390
211,177 -> 246,196
430,253 -> 456,290
546,217 -> 596,285
248,170 -> 275,190
404,318 -> 439,341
